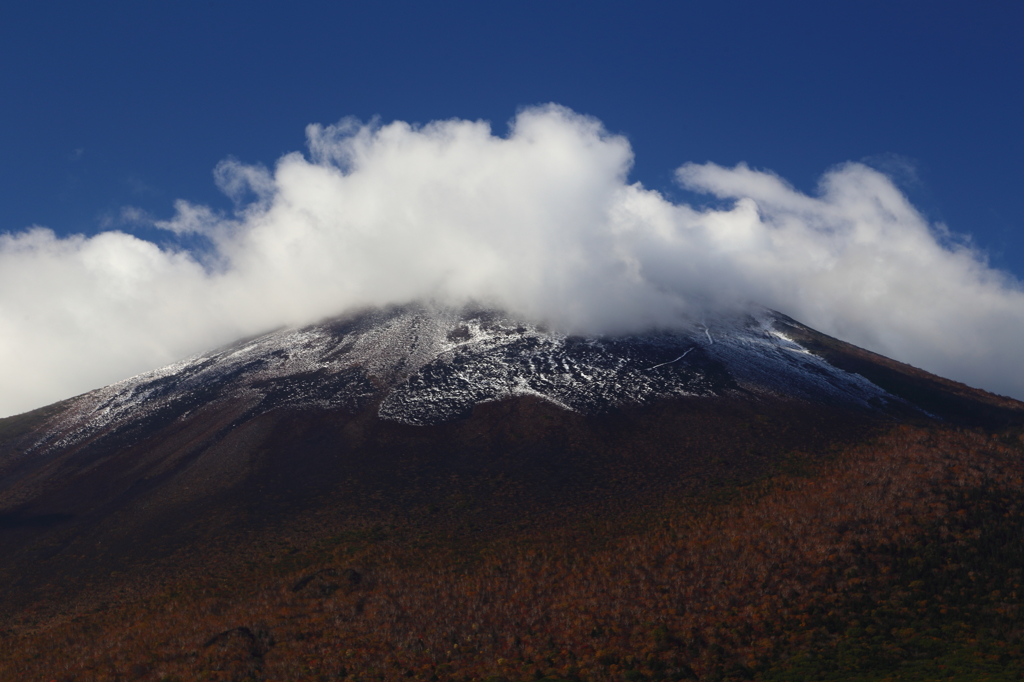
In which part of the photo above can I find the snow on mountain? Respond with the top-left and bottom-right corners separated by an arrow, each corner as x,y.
29,304 -> 907,454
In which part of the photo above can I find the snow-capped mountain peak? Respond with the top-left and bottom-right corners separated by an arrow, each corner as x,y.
30,303 -> 909,455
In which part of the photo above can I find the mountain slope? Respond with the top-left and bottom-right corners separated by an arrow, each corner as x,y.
2,303 -> 1024,681
20,303 -> 910,453
4,424 -> 1024,682
771,312 -> 1024,429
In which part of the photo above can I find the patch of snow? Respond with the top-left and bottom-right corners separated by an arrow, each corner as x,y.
28,303 -> 911,451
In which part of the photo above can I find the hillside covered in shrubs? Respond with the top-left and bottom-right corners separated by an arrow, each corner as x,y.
3,423 -> 1024,681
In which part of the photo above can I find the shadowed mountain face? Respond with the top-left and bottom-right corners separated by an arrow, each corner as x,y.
1,304 -> 1022,620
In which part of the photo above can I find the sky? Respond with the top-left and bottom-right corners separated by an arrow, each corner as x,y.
1,1 -> 1023,417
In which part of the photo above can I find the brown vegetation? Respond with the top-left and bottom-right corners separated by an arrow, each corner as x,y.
3,423 -> 1024,681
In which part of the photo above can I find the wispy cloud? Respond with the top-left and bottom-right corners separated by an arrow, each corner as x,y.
2,105 -> 1022,417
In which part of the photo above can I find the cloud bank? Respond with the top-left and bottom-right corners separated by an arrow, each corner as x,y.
3,105 -> 1024,417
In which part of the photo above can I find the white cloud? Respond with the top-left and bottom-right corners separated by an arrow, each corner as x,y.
2,104 -> 1024,417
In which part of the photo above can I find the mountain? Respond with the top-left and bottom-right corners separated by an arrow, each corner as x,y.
21,303 -> 914,441
2,304 -> 1024,681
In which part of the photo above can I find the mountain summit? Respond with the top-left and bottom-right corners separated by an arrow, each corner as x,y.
29,303 -> 915,454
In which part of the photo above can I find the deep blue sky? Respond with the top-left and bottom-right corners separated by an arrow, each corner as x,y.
3,1 -> 1023,275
